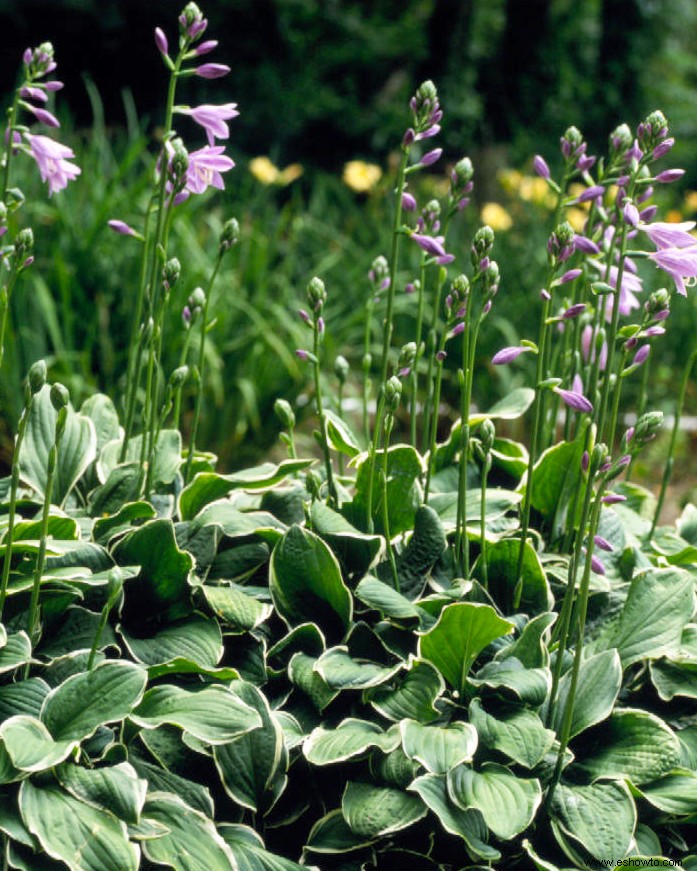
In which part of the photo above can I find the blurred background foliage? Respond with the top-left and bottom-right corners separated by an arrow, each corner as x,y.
1,0 -> 697,473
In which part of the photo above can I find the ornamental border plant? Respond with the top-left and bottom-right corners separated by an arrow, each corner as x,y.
0,6 -> 696,870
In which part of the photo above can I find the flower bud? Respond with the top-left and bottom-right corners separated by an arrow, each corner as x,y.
106,567 -> 124,608
609,123 -> 633,156
170,365 -> 189,387
478,418 -> 495,454
384,375 -> 402,414
307,276 -> 327,310
471,225 -> 494,267
170,138 -> 189,187
189,287 -> 206,310
397,342 -> 417,377
28,360 -> 47,394
484,261 -> 500,293
560,125 -> 584,161
452,156 -> 474,187
274,398 -> 296,429
50,382 -> 69,412
219,217 -> 240,253
452,274 -> 470,303
14,228 -> 34,261
334,355 -> 349,384
634,410 -> 663,443
163,257 -> 181,289
645,287 -> 670,314
179,2 -> 207,39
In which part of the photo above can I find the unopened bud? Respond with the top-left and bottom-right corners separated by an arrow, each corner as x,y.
28,360 -> 47,395
163,257 -> 181,289
50,382 -> 69,412
478,419 -> 495,454
334,355 -> 349,384
384,375 -> 402,414
307,276 -> 327,310
189,287 -> 206,310
170,365 -> 189,387
219,217 -> 240,252
274,398 -> 296,429
14,228 -> 33,261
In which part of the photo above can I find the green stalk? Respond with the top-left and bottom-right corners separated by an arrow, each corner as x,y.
626,346 -> 651,481
547,480 -> 606,804
172,327 -> 194,431
87,569 -> 122,671
25,397 -> 67,670
479,453 -> 491,591
311,316 -> 338,508
183,254 -> 224,486
649,346 -> 697,538
1,89 -> 21,199
424,334 -> 448,501
381,416 -> 400,591
362,303 -> 373,446
455,288 -> 475,578
421,262 -> 449,455
410,257 -> 427,447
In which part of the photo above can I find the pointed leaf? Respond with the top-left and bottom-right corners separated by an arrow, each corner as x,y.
400,720 -> 477,774
546,649 -> 622,738
469,698 -> 555,769
0,715 -> 77,771
304,718 -> 399,766
341,781 -> 425,838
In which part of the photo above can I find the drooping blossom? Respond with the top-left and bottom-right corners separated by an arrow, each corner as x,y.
410,232 -> 450,262
194,63 -> 230,79
419,148 -> 443,168
25,105 -> 60,128
553,385 -> 593,413
533,155 -> 550,180
589,261 -> 643,320
492,345 -> 534,365
27,133 -> 81,195
640,220 -> 696,250
108,219 -> 139,237
185,145 -> 234,195
648,246 -> 697,296
176,103 -> 239,145
655,168 -> 684,184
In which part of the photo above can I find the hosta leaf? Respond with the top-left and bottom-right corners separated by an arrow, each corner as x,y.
129,757 -> 213,818
41,661 -> 147,742
427,488 -> 522,530
650,659 -> 697,701
575,709 -> 681,784
56,762 -> 147,825
630,768 -> 697,815
0,678 -> 50,720
270,525 -> 352,642
598,567 -> 694,667
469,698 -> 555,769
549,781 -> 636,862
99,430 -> 182,487
19,780 -> 139,871
219,824 -> 306,871
469,657 -> 550,706
178,459 -> 313,520
418,602 -> 514,695
213,681 -> 287,815
201,584 -> 273,632
92,501 -> 156,546
39,607 -> 118,660
141,792 -> 235,870
304,809 -> 377,854
88,463 -> 142,517
354,575 -> 428,625
0,631 -> 31,674
311,500 -> 381,579
324,409 -> 361,458
304,718 -> 399,765
288,652 -> 337,711
341,781 -> 425,838
131,683 -> 261,744
378,505 -> 446,599
314,646 -> 401,690
112,519 -> 194,624
120,615 -> 223,669
497,611 -> 556,668
0,716 -> 77,771
408,773 -> 500,861
20,385 -> 97,507
400,720 -> 477,774
475,538 -> 553,615
352,444 -> 424,536
448,762 -> 542,839
529,425 -> 589,540
366,658 -> 443,723
545,649 -> 622,738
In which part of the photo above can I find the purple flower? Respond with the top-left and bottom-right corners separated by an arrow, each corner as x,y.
625,140 -> 643,163
185,145 -> 234,195
20,86 -> 47,103
577,154 -> 596,173
492,345 -> 533,365
26,105 -> 60,128
27,134 -> 81,195
578,184 -> 604,203
553,386 -> 593,414
155,27 -> 169,56
623,202 -> 639,227
193,40 -> 218,56
410,232 -> 447,258
401,191 -> 417,211
581,324 -> 607,371
590,553 -> 606,575
194,64 -> 231,80
44,80 -> 63,92
632,345 -> 650,367
652,138 -> 674,160
539,288 -> 551,301
420,148 -> 443,167
108,219 -> 138,237
640,205 -> 658,222
592,262 -> 643,320
559,268 -> 582,285
563,303 -> 586,319
449,322 -> 465,339
644,325 -> 665,337
415,124 -> 440,141
655,168 -> 684,184
601,493 -> 626,504
296,349 -> 309,360
648,245 -> 697,296
640,220 -> 696,250
177,103 -> 239,146
533,155 -> 550,180
436,350 -> 447,362
582,451 -> 589,472
574,236 -> 600,255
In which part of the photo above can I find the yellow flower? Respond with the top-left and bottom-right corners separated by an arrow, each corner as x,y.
665,209 -> 683,224
343,160 -> 382,193
684,191 -> 697,213
480,202 -> 513,232
498,168 -> 523,194
249,156 -> 279,185
278,163 -> 304,185
566,208 -> 588,233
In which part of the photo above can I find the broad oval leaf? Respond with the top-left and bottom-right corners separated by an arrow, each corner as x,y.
219,823 -> 306,871
304,719 -> 399,766
546,649 -> 622,738
270,525 -> 352,642
470,658 -> 551,706
20,385 -> 97,507
120,615 -> 223,669
550,781 -> 636,863
366,659 -> 444,723
418,602 -> 514,695
40,661 -> 147,742
19,780 -> 139,871
314,646 -> 401,690
630,768 -> 697,815
130,683 -> 261,744
304,808 -> 377,855
448,762 -> 542,839
475,538 -> 553,615
57,762 -> 147,825
201,584 -> 273,632
469,698 -> 555,769
0,715 -> 77,772
400,720 -> 478,774
341,781 -> 425,838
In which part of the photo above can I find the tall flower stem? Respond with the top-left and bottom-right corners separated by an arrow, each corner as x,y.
455,289 -> 479,578
362,300 -> 374,445
311,316 -> 339,508
1,90 -> 21,199
173,327 -> 194,430
25,388 -> 68,672
0,265 -> 21,371
0,368 -> 43,621
424,335 -> 449,501
87,569 -> 122,671
650,346 -> 697,538
183,254 -> 223,486
547,480 -> 606,805
381,415 -> 400,591
410,257 -> 427,447
479,452 -> 491,591
626,349 -> 651,481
